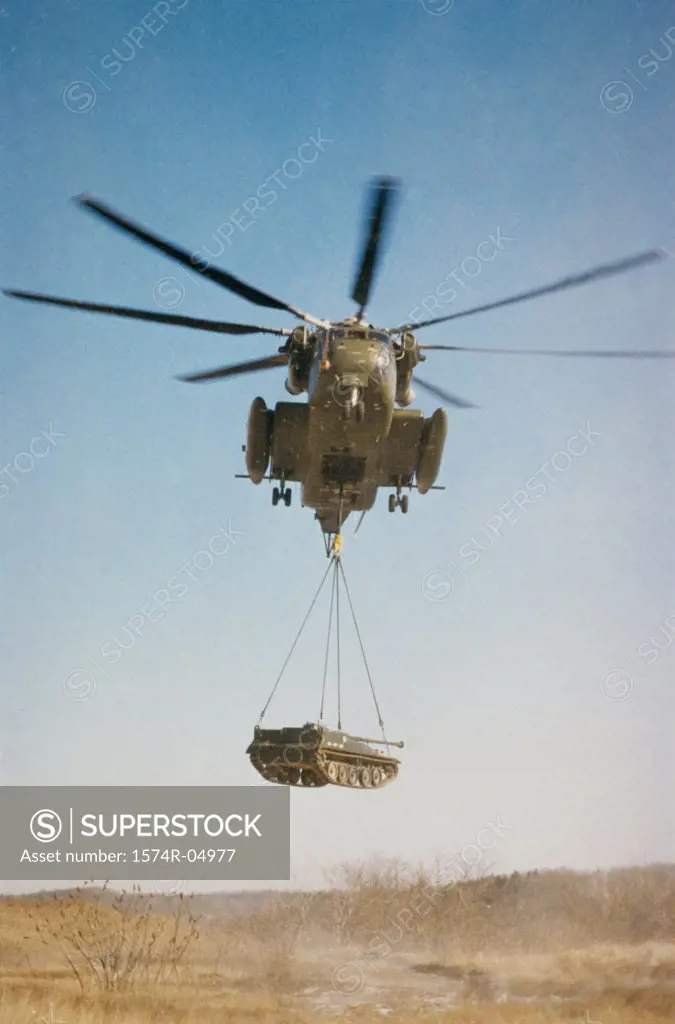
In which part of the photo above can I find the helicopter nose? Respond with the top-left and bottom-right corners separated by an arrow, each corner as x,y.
331,341 -> 380,378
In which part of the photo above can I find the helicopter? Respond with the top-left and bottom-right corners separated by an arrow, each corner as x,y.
4,178 -> 673,551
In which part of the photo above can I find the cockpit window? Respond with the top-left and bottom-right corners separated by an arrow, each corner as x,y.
331,328 -> 389,342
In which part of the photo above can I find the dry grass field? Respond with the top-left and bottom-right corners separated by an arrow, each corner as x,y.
2,863 -> 675,1023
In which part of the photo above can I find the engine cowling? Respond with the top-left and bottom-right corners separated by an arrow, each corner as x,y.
395,332 -> 418,407
285,373 -> 304,396
396,386 -> 415,407
285,346 -> 310,395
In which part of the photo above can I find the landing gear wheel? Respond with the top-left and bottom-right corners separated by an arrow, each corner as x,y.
360,767 -> 372,788
284,489 -> 292,507
400,495 -> 409,514
338,764 -> 348,785
348,766 -> 358,787
300,770 -> 314,786
355,401 -> 365,424
371,767 -> 382,787
327,762 -> 338,782
388,494 -> 397,514
272,487 -> 280,507
287,767 -> 300,786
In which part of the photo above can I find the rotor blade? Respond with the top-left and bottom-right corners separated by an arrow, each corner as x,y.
413,374 -> 477,409
176,353 -> 288,383
400,249 -> 666,332
419,343 -> 675,358
351,177 -> 400,315
3,289 -> 292,337
74,194 -> 327,328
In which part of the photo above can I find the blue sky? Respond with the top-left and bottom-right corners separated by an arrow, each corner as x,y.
2,0 -> 675,892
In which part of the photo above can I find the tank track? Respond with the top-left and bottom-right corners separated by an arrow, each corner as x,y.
247,736 -> 399,790
314,749 -> 399,789
248,746 -> 328,787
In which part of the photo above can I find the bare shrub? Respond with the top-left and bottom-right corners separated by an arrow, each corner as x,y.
24,882 -> 200,994
219,890 -> 320,992
237,860 -> 675,961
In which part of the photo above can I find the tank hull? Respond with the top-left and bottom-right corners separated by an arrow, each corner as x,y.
246,723 -> 401,790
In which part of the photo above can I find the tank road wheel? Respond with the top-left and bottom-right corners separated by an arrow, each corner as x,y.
360,766 -> 372,788
388,494 -> 397,514
338,764 -> 348,785
348,766 -> 359,787
246,397 -> 272,485
327,761 -> 338,783
371,767 -> 383,787
272,486 -> 280,506
400,495 -> 409,514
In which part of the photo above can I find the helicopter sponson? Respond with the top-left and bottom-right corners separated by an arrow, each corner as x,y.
245,394 -> 449,497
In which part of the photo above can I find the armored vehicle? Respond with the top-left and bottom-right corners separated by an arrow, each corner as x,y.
247,721 -> 403,789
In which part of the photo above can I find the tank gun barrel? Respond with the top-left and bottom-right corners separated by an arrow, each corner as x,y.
350,735 -> 404,748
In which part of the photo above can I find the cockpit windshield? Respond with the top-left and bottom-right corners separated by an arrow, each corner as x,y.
331,328 -> 389,343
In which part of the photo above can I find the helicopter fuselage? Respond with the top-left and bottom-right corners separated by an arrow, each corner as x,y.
244,323 -> 448,536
